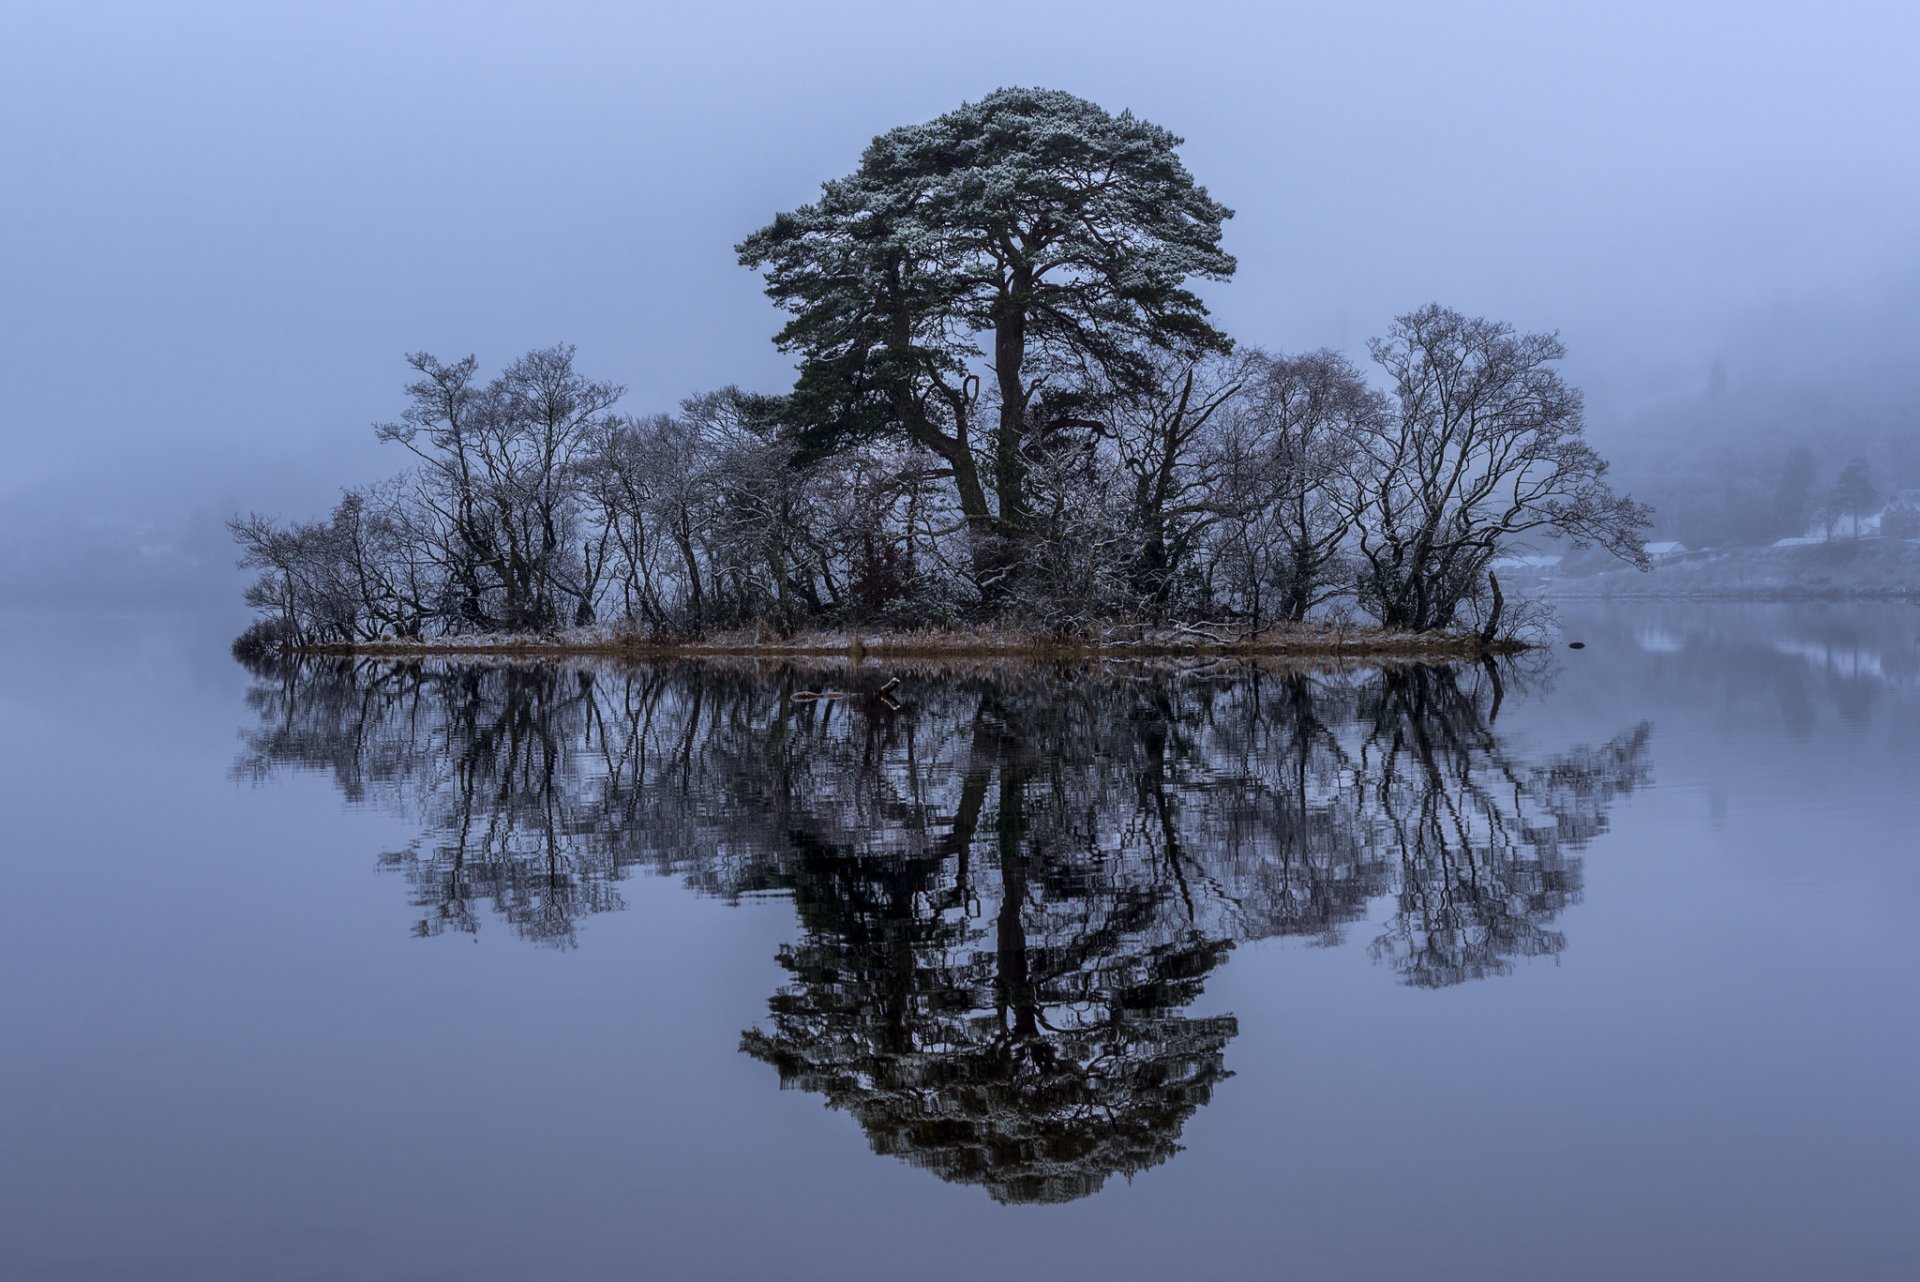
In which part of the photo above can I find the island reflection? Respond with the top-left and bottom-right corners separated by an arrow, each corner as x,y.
236,657 -> 1649,1202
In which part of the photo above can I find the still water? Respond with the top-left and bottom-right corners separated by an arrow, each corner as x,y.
1,604 -> 1915,1280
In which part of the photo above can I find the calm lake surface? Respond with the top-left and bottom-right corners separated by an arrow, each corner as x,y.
2,603 -> 1916,1281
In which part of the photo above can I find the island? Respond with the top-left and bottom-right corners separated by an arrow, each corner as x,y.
230,89 -> 1647,662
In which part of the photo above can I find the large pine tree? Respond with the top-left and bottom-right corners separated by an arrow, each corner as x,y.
738,88 -> 1235,585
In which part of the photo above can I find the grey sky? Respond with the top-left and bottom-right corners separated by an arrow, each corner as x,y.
3,0 -> 1916,605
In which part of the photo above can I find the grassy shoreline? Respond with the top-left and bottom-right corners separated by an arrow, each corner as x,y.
281,622 -> 1529,663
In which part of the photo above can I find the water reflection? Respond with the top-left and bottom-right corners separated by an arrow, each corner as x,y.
236,656 -> 1650,1201
1609,601 -> 1920,740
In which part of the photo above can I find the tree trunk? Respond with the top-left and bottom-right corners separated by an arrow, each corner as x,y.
1478,572 -> 1504,645
991,273 -> 1031,536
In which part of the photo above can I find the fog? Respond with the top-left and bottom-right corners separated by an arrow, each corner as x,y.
3,0 -> 1916,616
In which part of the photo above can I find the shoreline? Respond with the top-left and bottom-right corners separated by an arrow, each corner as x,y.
1533,539 -> 1920,603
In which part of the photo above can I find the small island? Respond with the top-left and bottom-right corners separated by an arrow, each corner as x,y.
231,89 -> 1647,662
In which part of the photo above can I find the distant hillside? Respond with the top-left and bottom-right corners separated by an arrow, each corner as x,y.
1593,383 -> 1920,550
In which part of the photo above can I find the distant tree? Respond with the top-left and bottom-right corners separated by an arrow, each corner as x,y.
1771,444 -> 1817,538
1828,457 -> 1878,538
737,87 -> 1236,586
1351,305 -> 1652,633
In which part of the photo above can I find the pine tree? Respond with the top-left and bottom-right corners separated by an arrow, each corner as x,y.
1829,457 -> 1878,538
738,88 -> 1236,586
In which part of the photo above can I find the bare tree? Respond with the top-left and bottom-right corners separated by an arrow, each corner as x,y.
580,416 -> 674,629
689,388 -> 821,632
375,346 -> 623,632
235,306 -> 1657,646
1102,350 -> 1253,615
1245,350 -> 1384,623
1351,305 -> 1650,633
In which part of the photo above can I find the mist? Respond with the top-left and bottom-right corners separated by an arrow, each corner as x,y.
4,0 -> 1916,618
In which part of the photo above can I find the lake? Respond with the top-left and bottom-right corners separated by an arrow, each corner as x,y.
1,603 -> 1915,1281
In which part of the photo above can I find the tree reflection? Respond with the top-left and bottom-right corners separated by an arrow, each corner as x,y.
737,729 -> 1240,1204
236,654 -> 1649,1198
1356,667 -> 1650,987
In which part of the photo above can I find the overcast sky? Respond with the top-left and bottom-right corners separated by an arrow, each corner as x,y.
3,0 -> 1916,606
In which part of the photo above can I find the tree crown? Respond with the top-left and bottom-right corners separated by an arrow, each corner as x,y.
738,88 -> 1236,443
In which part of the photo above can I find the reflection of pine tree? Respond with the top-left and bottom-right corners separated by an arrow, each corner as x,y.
740,737 -> 1238,1205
